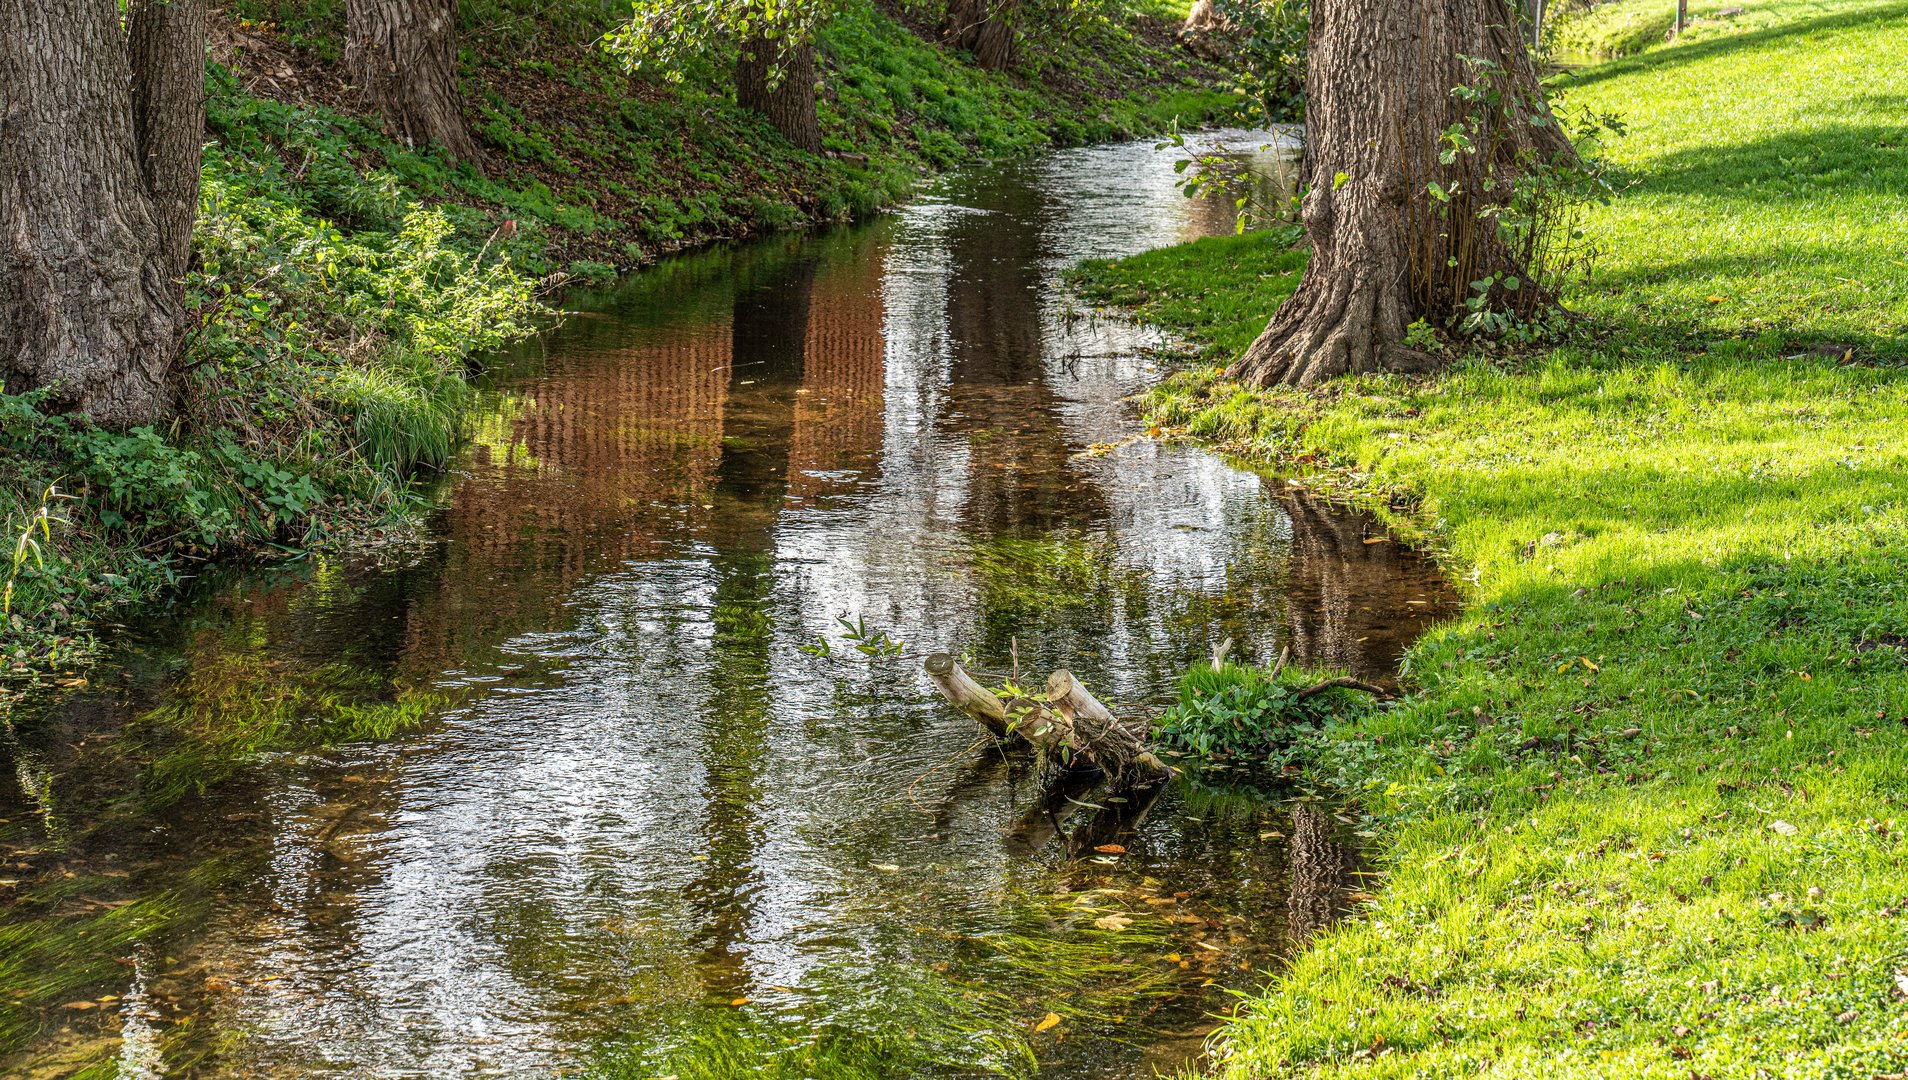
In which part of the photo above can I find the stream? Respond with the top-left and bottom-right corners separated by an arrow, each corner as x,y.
0,131 -> 1455,1079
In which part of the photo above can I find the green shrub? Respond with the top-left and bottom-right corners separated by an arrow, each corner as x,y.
1154,657 -> 1376,761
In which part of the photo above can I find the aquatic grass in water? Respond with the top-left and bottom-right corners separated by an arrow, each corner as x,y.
969,533 -> 1147,613
585,879 -> 1207,1079
132,656 -> 452,805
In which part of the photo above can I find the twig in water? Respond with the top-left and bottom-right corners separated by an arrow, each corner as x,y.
1294,676 -> 1388,701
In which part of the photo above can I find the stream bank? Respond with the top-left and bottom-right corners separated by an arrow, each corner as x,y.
1068,3 -> 1908,1071
0,133 -> 1458,1079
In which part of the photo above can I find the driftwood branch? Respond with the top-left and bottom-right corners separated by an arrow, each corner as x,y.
924,654 -> 1173,790
1294,675 -> 1388,701
1046,670 -> 1174,785
923,653 -> 1011,737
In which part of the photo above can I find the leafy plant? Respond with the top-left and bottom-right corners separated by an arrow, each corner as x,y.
1424,54 -> 1626,337
1213,0 -> 1308,125
3,481 -> 67,619
800,613 -> 909,658
1153,655 -> 1377,762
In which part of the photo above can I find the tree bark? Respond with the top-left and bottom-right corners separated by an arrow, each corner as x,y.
345,0 -> 481,163
943,0 -> 1016,71
0,0 -> 180,426
1229,0 -> 1575,387
129,0 -> 208,284
735,37 -> 822,154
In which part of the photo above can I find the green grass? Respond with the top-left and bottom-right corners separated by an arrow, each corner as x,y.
1545,0 -> 1894,59
1067,1 -> 1908,1074
1554,0 -> 1908,357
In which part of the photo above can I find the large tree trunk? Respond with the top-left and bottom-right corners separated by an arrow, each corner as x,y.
345,0 -> 481,163
129,0 -> 208,284
0,0 -> 180,426
943,0 -> 1016,71
1230,0 -> 1574,387
735,37 -> 822,154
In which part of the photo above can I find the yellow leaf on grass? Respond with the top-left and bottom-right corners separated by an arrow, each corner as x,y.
1033,1012 -> 1062,1033
1580,657 -> 1600,672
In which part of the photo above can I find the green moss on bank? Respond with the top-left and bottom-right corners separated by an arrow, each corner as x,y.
1069,1 -> 1908,1074
0,0 -> 1236,677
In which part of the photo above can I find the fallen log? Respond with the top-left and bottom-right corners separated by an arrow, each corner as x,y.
923,652 -> 1069,751
1046,670 -> 1174,786
923,653 -> 1173,790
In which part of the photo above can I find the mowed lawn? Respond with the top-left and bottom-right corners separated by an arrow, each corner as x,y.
1069,1 -> 1908,1076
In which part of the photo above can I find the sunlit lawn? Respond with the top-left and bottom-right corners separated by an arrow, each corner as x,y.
1069,0 -> 1908,1074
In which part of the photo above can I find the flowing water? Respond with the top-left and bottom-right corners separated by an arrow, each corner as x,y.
0,131 -> 1455,1079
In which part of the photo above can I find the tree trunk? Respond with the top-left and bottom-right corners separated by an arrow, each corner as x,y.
0,0 -> 179,426
345,0 -> 480,163
128,0 -> 208,284
943,0 -> 1016,71
735,37 -> 822,154
1230,0 -> 1574,387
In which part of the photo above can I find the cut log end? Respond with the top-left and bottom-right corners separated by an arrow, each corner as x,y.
924,656 -> 1172,790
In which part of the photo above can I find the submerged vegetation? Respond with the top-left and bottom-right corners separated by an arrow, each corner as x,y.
1072,0 -> 1908,1073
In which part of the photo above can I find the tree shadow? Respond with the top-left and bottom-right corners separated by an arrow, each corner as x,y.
1639,123 -> 1908,203
1554,2 -> 1908,89
1579,242 -> 1908,361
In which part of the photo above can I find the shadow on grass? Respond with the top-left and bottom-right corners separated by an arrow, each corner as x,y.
1554,0 -> 1908,89
1640,123 -> 1908,202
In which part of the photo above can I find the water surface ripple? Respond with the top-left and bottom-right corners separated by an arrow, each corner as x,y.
0,131 -> 1455,1079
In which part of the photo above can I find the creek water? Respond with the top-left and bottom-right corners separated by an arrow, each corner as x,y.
0,131 -> 1455,1079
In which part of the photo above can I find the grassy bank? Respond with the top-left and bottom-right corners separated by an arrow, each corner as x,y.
1071,1 -> 1908,1075
0,0 -> 1232,678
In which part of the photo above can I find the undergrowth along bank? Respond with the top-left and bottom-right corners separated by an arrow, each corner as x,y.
0,0 -> 1236,679
1072,1 -> 1908,1074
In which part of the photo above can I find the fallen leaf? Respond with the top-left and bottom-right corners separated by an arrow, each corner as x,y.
61,1001 -> 96,1010
1093,914 -> 1133,931
729,998 -> 749,1007
1033,1012 -> 1061,1033
1770,819 -> 1798,836
1707,295 -> 1728,303
1579,657 -> 1599,672
1093,844 -> 1126,854
872,864 -> 901,872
